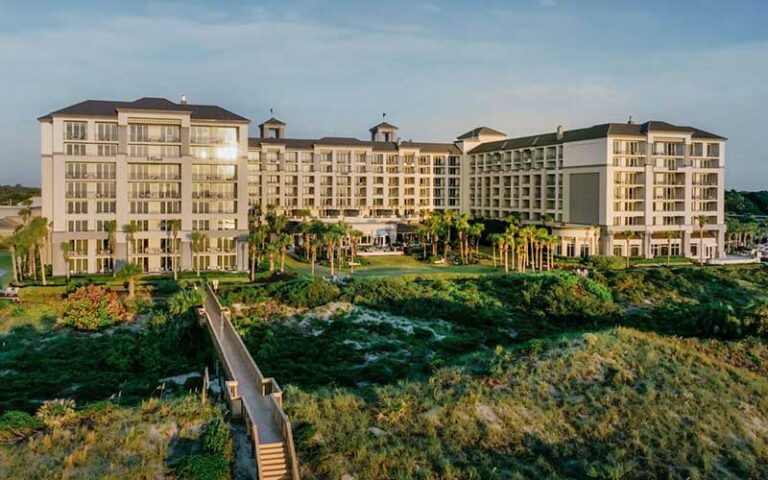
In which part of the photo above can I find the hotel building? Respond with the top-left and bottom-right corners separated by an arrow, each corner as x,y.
463,122 -> 726,259
40,97 -> 726,276
40,97 -> 250,276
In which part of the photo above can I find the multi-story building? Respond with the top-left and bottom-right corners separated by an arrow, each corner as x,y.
247,119 -> 460,245
461,121 -> 726,259
40,96 -> 727,275
40,97 -> 250,276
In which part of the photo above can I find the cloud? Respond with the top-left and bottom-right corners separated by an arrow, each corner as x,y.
0,3 -> 765,189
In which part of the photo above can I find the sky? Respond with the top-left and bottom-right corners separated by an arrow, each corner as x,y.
0,0 -> 766,189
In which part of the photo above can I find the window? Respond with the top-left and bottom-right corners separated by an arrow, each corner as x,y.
65,143 -> 86,156
67,201 -> 88,214
97,144 -> 117,156
67,220 -> 88,232
96,123 -> 118,141
65,122 -> 87,140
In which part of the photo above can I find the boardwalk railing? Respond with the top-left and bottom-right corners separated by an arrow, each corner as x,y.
200,284 -> 300,480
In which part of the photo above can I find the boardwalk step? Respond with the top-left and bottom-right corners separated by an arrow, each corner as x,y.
261,456 -> 287,466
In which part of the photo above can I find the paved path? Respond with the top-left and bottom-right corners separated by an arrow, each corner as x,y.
204,291 -> 283,444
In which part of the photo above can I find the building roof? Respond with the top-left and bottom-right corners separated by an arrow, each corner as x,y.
249,137 -> 460,154
457,126 -> 507,140
259,117 -> 286,127
38,97 -> 249,122
369,121 -> 399,132
469,121 -> 726,154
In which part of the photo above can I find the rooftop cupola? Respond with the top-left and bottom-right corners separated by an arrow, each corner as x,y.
259,117 -> 286,139
369,118 -> 399,142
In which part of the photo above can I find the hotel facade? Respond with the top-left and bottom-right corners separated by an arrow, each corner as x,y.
40,97 -> 726,276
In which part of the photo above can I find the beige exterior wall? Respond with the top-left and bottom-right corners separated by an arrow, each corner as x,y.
462,128 -> 726,260
41,110 -> 250,276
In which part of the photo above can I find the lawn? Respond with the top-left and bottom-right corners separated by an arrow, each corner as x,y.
284,254 -> 497,280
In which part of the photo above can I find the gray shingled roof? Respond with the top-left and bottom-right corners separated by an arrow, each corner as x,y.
469,121 -> 725,154
457,126 -> 507,140
39,97 -> 249,122
369,122 -> 399,132
249,137 -> 460,154
259,117 -> 286,126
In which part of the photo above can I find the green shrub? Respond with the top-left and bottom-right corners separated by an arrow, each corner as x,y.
168,288 -> 204,315
36,399 -> 77,429
585,255 -> 626,270
272,277 -> 341,308
176,454 -> 229,480
0,411 -> 43,442
200,417 -> 233,462
61,285 -> 127,330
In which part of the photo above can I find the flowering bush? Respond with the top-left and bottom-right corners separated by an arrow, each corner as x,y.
61,285 -> 127,330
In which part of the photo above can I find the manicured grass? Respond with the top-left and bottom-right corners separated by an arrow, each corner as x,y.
283,254 -> 497,280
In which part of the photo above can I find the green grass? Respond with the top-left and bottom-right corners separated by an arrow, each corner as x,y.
283,254 -> 496,280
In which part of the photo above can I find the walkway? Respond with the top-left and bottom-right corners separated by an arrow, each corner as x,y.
201,285 -> 299,480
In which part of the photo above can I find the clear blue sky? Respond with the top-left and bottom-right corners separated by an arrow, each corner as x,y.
1,0 -> 766,189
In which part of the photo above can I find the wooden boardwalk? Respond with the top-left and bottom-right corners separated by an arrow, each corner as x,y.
201,285 -> 299,480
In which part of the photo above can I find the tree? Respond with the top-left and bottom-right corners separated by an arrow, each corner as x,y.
487,233 -> 500,268
664,231 -> 676,267
60,241 -> 73,281
696,215 -> 710,264
29,217 -> 48,286
349,229 -> 363,274
1,234 -> 19,284
309,237 -> 322,277
105,220 -> 117,276
622,230 -> 635,268
324,228 -> 342,276
265,242 -> 279,273
439,210 -> 456,260
168,219 -> 182,281
468,223 -> 485,261
277,232 -> 292,273
123,223 -> 139,265
190,231 -> 208,276
454,212 -> 470,263
247,225 -> 267,282
118,262 -> 143,300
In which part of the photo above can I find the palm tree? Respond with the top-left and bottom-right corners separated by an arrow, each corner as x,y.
324,228 -> 342,276
416,225 -> 430,260
1,234 -> 19,284
277,232 -> 292,273
190,231 -> 207,276
168,219 -> 182,281
622,230 -> 635,268
123,223 -> 139,265
247,225 -> 267,282
106,220 -> 117,276
265,242 -> 278,273
349,229 -> 363,274
664,231 -> 676,267
335,220 -> 352,269
60,241 -> 73,281
496,234 -> 508,273
118,262 -> 143,300
696,215 -> 709,264
30,217 -> 48,286
439,210 -> 456,260
454,213 -> 470,263
309,237 -> 322,277
468,223 -> 485,261
487,233 -> 500,268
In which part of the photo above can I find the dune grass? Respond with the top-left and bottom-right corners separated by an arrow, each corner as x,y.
285,327 -> 768,479
0,396 -> 225,480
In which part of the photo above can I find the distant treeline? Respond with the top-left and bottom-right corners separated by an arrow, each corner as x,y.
0,185 -> 40,206
726,190 -> 768,216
